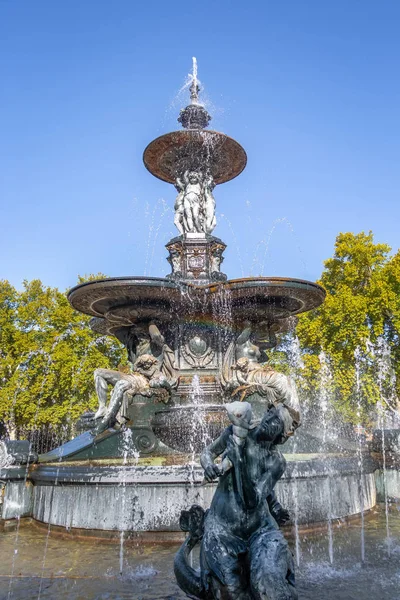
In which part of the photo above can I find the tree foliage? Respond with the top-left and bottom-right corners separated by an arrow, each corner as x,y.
0,277 -> 125,438
292,231 -> 400,425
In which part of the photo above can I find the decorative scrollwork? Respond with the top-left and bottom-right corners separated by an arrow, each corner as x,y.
182,335 -> 215,368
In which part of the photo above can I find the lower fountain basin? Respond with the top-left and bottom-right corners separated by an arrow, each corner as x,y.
0,455 -> 378,533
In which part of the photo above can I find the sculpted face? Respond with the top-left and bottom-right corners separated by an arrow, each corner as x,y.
135,354 -> 158,371
235,357 -> 250,373
188,172 -> 199,184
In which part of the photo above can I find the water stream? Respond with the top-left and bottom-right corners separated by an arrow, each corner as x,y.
354,346 -> 366,563
319,350 -> 334,563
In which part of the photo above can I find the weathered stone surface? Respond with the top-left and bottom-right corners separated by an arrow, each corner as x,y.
1,457 -> 377,533
375,467 -> 400,501
1,480 -> 33,520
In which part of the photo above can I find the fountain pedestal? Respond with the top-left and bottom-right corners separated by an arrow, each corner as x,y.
166,234 -> 227,282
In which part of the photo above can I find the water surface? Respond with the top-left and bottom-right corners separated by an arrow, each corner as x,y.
1,505 -> 399,599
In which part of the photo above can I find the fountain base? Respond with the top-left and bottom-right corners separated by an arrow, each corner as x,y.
0,456 -> 379,533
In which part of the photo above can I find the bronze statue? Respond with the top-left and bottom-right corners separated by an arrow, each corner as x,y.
94,354 -> 172,433
174,399 -> 298,599
231,357 -> 301,430
113,322 -> 177,382
94,322 -> 177,431
222,324 -> 301,435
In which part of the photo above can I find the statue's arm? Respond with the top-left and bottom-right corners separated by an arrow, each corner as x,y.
149,322 -> 165,350
149,372 -> 171,391
114,327 -> 137,363
200,427 -> 230,482
204,173 -> 215,191
175,177 -> 184,192
236,325 -> 252,345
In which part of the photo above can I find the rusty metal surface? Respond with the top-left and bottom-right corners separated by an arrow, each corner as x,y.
143,130 -> 247,184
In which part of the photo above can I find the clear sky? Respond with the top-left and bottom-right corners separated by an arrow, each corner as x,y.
1,1 -> 399,291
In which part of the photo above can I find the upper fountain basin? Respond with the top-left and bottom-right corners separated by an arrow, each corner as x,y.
67,276 -> 325,330
143,130 -> 247,184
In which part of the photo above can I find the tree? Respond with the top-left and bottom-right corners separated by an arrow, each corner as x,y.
0,277 -> 126,441
290,232 -> 400,425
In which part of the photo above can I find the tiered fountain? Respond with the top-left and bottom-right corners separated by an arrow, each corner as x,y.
0,61 -> 381,539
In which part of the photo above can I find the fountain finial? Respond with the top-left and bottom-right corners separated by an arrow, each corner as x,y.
178,57 -> 211,130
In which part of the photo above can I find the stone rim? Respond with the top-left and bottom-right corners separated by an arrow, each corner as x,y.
67,276 -> 325,327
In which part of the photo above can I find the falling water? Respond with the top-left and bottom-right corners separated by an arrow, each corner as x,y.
147,199 -> 173,275
376,336 -> 394,556
378,402 -> 391,557
192,57 -> 198,97
144,198 -> 172,276
287,334 -> 304,567
186,374 -> 206,569
119,428 -> 139,575
354,346 -> 365,562
319,350 -> 334,564
217,212 -> 245,277
37,467 -> 61,600
188,375 -> 210,477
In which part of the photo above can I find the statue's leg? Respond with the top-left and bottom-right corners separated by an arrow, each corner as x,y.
265,449 -> 290,526
248,528 -> 297,600
94,369 -> 126,419
192,202 -> 202,232
184,198 -> 194,232
97,379 -> 134,433
174,205 -> 184,235
115,391 -> 132,425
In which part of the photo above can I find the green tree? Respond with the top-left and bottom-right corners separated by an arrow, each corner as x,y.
293,232 -> 400,425
0,277 -> 125,440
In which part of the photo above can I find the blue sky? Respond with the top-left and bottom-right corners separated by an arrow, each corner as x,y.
1,1 -> 399,291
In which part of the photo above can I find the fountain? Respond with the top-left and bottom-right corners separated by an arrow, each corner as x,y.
0,60 -> 399,599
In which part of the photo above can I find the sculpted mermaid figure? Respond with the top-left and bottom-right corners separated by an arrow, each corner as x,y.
174,398 -> 299,600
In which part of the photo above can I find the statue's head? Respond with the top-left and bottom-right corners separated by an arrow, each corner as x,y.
234,357 -> 250,373
134,354 -> 158,372
188,171 -> 199,184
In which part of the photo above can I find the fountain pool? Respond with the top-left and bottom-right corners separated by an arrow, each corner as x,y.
1,506 -> 399,599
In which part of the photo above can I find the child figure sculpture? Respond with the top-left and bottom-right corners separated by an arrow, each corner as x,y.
174,170 -> 216,235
